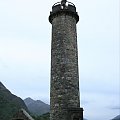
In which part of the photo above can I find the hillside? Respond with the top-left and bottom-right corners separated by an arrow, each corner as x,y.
112,115 -> 120,120
0,81 -> 28,120
24,97 -> 50,116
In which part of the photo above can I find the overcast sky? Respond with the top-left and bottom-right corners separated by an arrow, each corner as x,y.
0,0 -> 119,120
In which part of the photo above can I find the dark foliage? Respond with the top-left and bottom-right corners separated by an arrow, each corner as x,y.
32,112 -> 50,120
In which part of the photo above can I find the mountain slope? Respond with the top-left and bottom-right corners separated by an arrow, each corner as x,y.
24,97 -> 50,115
0,81 -> 28,120
112,115 -> 120,120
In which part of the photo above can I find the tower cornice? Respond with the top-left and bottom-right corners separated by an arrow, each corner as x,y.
49,1 -> 79,24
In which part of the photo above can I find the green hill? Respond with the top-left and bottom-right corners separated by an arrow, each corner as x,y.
32,112 -> 50,120
0,81 -> 28,120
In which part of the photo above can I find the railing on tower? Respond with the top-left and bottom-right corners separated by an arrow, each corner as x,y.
49,0 -> 79,23
52,0 -> 76,12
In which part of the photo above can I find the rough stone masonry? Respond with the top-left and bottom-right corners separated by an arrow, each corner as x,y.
49,1 -> 83,120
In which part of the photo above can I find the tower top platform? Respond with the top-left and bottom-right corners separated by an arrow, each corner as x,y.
49,0 -> 79,23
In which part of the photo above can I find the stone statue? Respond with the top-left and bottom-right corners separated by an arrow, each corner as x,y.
61,0 -> 67,8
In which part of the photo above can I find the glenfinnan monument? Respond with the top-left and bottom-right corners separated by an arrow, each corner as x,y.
49,0 -> 83,120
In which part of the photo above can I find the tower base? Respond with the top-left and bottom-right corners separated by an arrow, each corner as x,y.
68,108 -> 83,120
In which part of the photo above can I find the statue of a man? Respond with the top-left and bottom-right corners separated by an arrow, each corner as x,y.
61,0 -> 67,7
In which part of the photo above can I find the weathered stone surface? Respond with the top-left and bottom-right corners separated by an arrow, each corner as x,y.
49,2 -> 83,120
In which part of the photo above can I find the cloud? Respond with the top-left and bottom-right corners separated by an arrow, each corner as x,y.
0,38 -> 50,66
81,100 -> 89,105
108,106 -> 120,110
0,58 -> 8,68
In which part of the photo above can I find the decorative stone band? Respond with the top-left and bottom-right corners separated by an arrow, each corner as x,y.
49,2 -> 79,24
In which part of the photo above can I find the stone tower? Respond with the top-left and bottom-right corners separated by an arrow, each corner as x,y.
49,0 -> 83,120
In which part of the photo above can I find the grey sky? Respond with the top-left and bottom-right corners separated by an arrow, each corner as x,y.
0,0 -> 119,120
